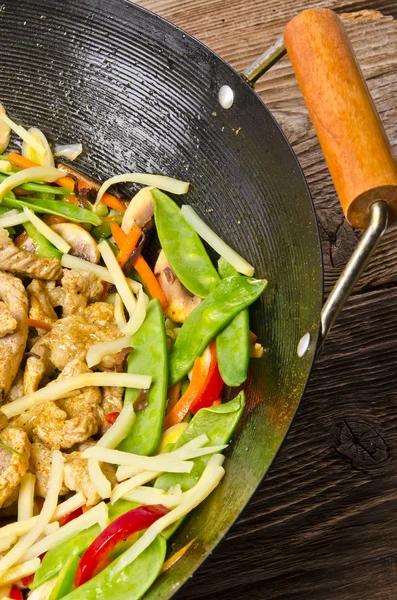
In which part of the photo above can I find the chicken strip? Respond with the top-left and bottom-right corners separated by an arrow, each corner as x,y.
46,269 -> 104,316
64,451 -> 116,506
30,443 -> 69,498
24,303 -> 123,394
32,360 -> 102,450
0,272 -> 28,404
0,302 -> 17,338
154,250 -> 201,323
0,427 -> 30,509
27,280 -> 58,331
100,386 -> 124,434
0,228 -> 62,280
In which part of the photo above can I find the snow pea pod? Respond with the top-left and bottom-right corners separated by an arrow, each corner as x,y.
48,555 -> 80,600
23,221 -> 62,260
152,189 -> 219,298
169,276 -> 267,386
32,500 -> 138,589
156,391 -> 245,539
61,536 -> 166,600
216,258 -> 250,387
2,196 -> 101,226
118,298 -> 168,456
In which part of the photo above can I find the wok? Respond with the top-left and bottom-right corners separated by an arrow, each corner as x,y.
1,1 -> 396,597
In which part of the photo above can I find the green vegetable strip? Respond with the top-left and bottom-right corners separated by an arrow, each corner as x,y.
169,276 -> 267,386
152,189 -> 219,298
0,172 -> 73,195
119,299 -> 168,456
2,195 -> 101,226
216,258 -> 250,387
61,537 -> 166,600
91,217 -> 123,242
23,221 -> 62,260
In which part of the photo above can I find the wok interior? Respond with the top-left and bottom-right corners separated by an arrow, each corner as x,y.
0,0 -> 322,596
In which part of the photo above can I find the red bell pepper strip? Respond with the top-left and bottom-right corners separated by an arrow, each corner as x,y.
59,507 -> 83,528
105,412 -> 120,425
9,586 -> 23,600
190,340 -> 224,414
74,504 -> 169,588
21,574 -> 34,587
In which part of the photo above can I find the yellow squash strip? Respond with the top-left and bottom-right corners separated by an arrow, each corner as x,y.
0,558 -> 41,585
0,451 -> 64,579
2,372 -> 152,419
112,471 -> 161,502
61,254 -> 114,283
1,114 -> 46,156
94,173 -> 190,208
86,336 -> 131,369
114,293 -> 126,330
88,404 -> 136,500
0,166 -> 62,202
98,240 -> 137,316
123,486 -> 182,508
0,535 -> 17,554
112,454 -> 225,575
18,473 -> 36,522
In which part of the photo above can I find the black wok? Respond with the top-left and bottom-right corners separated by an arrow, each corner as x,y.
1,1 -> 396,598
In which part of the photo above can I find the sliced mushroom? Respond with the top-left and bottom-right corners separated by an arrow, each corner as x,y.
154,250 -> 201,323
0,104 -> 11,154
122,186 -> 154,234
51,223 -> 100,263
14,231 -> 35,253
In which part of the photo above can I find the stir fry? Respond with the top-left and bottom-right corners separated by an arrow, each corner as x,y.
0,107 -> 267,599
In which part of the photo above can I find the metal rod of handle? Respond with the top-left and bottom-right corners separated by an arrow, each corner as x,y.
242,36 -> 286,84
320,200 -> 388,345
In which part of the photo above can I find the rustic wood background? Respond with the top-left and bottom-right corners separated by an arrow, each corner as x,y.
137,1 -> 397,598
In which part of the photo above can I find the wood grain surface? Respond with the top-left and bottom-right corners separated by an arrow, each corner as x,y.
136,1 -> 397,598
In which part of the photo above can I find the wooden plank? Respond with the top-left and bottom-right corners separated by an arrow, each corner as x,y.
176,285 -> 397,599
137,0 -> 397,295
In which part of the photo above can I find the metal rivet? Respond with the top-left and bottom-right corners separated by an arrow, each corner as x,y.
218,85 -> 234,109
297,332 -> 311,357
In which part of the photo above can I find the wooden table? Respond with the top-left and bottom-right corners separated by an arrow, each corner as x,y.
137,1 -> 397,598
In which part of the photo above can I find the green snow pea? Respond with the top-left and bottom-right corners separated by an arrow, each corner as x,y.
216,258 -> 250,387
23,221 -> 62,260
152,189 -> 219,298
2,196 -> 101,226
62,536 -> 166,600
169,276 -> 267,385
118,298 -> 168,456
32,501 -> 139,589
91,216 -> 122,242
156,391 -> 245,493
0,172 -> 73,195
48,555 -> 80,600
156,391 -> 245,539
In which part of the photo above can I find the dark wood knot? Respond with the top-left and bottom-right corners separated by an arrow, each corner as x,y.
335,418 -> 388,469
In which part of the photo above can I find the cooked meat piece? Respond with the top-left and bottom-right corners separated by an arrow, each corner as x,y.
27,280 -> 58,331
64,451 -> 116,506
0,228 -> 62,280
154,250 -> 201,323
5,370 -> 24,403
0,427 -> 30,509
46,269 -> 104,316
0,272 -> 28,404
30,443 -> 69,498
11,401 -> 65,441
0,301 -> 17,338
14,231 -> 35,253
25,304 -> 122,392
32,360 -> 101,450
0,412 -> 8,432
121,186 -> 154,233
100,386 -> 124,434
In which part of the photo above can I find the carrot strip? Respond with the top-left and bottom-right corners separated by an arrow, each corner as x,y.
111,222 -> 167,309
110,222 -> 127,250
27,318 -> 52,332
7,153 -> 126,213
163,359 -> 205,429
117,225 -> 141,269
160,539 -> 195,574
134,255 -> 167,310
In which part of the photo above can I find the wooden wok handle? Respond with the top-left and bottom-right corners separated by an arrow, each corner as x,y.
284,8 -> 397,229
